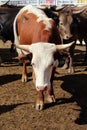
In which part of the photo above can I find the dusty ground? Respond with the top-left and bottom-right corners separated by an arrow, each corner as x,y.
0,40 -> 87,130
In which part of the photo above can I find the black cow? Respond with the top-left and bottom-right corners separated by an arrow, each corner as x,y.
70,14 -> 87,63
0,2 -> 23,64
0,3 -> 23,50
0,7 -> 22,42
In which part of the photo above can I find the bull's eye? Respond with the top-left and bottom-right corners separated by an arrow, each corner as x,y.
60,22 -> 63,25
60,22 -> 64,26
31,62 -> 35,66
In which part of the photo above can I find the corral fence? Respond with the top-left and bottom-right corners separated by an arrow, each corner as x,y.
1,0 -> 87,6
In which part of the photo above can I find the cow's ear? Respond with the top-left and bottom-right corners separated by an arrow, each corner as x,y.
56,41 -> 74,50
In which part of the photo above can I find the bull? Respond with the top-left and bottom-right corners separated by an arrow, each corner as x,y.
13,5 -> 74,110
51,5 -> 87,73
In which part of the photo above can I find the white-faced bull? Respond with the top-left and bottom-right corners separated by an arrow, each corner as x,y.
16,42 -> 73,110
14,5 -> 74,110
52,5 -> 87,73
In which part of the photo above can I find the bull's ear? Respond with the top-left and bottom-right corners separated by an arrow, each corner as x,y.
15,44 -> 30,52
56,41 -> 74,50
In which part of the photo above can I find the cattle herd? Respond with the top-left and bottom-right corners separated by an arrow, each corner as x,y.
0,1 -> 87,110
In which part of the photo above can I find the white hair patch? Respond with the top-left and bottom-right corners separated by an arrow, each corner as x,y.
17,5 -> 52,30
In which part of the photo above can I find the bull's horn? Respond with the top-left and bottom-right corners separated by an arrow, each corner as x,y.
0,2 -> 5,6
54,5 -> 67,12
15,44 -> 30,52
73,5 -> 87,11
56,41 -> 74,50
52,11 -> 59,16
72,8 -> 85,14
0,0 -> 10,6
39,3 -> 51,9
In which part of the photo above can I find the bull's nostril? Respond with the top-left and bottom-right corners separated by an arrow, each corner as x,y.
66,36 -> 69,38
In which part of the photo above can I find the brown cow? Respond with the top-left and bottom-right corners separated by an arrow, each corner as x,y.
14,5 -> 73,110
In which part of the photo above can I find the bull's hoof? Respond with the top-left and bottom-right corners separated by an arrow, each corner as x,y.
22,76 -> 27,82
36,103 -> 44,110
47,96 -> 56,103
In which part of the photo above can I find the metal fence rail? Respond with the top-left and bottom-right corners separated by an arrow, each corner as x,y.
1,0 -> 87,6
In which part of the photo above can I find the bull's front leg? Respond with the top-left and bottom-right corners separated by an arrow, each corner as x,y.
18,54 -> 28,82
47,68 -> 56,103
47,86 -> 56,103
36,90 -> 44,110
61,51 -> 74,74
32,69 -> 36,85
68,55 -> 74,74
68,42 -> 76,74
62,42 -> 75,74
22,61 -> 27,82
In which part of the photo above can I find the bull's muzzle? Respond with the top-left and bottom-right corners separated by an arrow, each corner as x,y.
36,86 -> 47,91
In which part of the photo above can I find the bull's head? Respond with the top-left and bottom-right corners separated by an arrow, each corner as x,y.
16,42 -> 73,90
57,6 -> 86,42
58,12 -> 73,40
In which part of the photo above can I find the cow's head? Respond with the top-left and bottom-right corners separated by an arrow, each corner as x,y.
58,7 -> 85,41
58,12 -> 73,40
15,42 -> 74,91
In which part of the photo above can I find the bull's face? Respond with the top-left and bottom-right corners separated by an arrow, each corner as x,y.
58,12 -> 73,40
29,43 -> 58,91
15,41 -> 74,91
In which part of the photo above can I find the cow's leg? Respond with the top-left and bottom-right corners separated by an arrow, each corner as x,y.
67,54 -> 74,74
62,42 -> 75,74
68,42 -> 76,74
61,52 -> 73,73
47,68 -> 56,103
47,87 -> 56,103
36,90 -> 44,110
61,54 -> 73,73
22,61 -> 27,82
32,69 -> 36,85
10,43 -> 16,53
18,54 -> 28,82
61,54 -> 69,69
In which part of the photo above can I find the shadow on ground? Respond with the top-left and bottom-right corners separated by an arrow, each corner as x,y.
0,102 -> 31,115
0,72 -> 32,86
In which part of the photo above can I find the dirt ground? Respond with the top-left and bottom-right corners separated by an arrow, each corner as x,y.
0,40 -> 87,130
